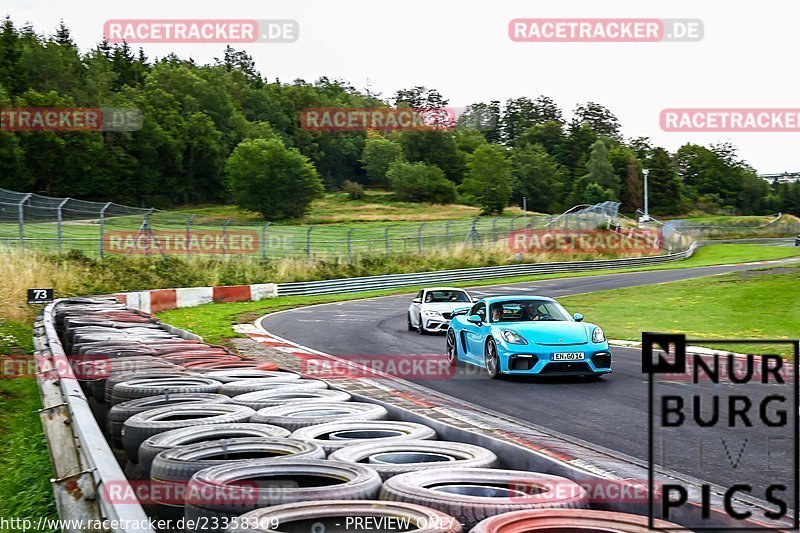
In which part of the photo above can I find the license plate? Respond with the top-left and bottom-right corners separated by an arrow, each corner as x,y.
552,352 -> 584,361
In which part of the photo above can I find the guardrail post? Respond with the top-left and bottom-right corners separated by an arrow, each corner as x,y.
417,223 -> 425,254
306,226 -> 313,260
221,218 -> 231,258
261,222 -> 271,260
17,193 -> 31,249
57,197 -> 69,251
98,202 -> 111,258
347,228 -> 354,261
384,225 -> 392,256
185,214 -> 195,260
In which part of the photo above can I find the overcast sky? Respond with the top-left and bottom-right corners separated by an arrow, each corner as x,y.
4,0 -> 797,173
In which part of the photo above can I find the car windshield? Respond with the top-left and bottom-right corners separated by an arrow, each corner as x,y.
488,299 -> 572,322
424,290 -> 471,303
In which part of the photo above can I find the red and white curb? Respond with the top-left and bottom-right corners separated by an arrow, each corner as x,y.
114,283 -> 277,314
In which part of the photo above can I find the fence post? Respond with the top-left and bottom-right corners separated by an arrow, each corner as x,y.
384,225 -> 392,257
17,194 -> 31,250
221,218 -> 231,258
417,223 -> 425,254
445,220 -> 451,248
491,216 -> 499,241
261,222 -> 271,260
98,202 -> 111,258
347,228 -> 354,261
471,217 -> 478,247
185,214 -> 195,260
306,226 -> 313,261
57,197 -> 69,251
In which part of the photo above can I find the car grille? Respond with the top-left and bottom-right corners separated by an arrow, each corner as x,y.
540,362 -> 591,374
441,312 -> 453,320
509,355 -> 538,371
592,353 -> 612,369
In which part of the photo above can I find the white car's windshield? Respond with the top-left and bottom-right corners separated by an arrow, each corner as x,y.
425,290 -> 471,303
488,300 -> 572,322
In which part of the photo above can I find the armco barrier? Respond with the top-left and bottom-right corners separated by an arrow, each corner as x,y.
37,299 -> 156,533
276,243 -> 698,296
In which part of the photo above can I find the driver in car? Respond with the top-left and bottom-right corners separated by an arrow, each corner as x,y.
490,306 -> 503,322
523,305 -> 541,321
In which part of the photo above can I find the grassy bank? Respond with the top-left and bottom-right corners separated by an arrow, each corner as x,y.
560,267 -> 800,354
0,321 -> 57,523
0,243 -> 658,323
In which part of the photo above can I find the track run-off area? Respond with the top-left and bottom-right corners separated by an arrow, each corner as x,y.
260,256 -> 800,498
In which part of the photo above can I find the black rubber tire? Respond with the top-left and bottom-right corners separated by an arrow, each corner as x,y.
446,329 -> 458,367
104,370 -> 191,404
184,459 -> 382,533
121,404 -> 255,461
470,508 -> 685,532
138,423 -> 291,477
328,439 -> 498,480
418,319 -> 427,335
218,375 -> 305,396
250,402 -> 388,430
201,369 -> 293,383
407,312 -> 415,331
290,420 -> 436,454
229,500 -> 462,532
149,438 -> 326,517
110,376 -> 223,405
230,387 -> 347,410
485,338 -> 501,379
107,393 -> 230,448
380,468 -> 589,529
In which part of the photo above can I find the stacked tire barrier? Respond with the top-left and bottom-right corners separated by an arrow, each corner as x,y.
41,297 -> 695,532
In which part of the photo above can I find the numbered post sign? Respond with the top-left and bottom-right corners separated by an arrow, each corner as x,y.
27,288 -> 54,305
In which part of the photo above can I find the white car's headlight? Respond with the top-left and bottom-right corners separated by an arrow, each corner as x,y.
422,310 -> 441,317
501,330 -> 527,345
592,327 -> 606,343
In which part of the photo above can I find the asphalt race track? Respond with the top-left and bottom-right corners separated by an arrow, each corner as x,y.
261,258 -> 800,499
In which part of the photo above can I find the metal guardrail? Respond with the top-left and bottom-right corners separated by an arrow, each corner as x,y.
277,242 -> 699,296
37,299 -> 157,533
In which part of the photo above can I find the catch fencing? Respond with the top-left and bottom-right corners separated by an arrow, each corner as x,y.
0,188 -> 627,260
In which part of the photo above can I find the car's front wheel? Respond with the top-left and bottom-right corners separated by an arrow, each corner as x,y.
417,318 -> 427,335
407,313 -> 415,332
485,338 -> 501,379
446,329 -> 458,367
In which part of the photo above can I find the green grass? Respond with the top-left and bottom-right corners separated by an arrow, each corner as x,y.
560,267 -> 800,354
0,321 -> 57,523
156,244 -> 800,347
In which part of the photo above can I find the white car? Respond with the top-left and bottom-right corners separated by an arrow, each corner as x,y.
407,287 -> 474,334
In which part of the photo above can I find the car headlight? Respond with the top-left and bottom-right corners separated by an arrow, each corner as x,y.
422,310 -> 441,317
501,330 -> 528,345
592,327 -> 606,343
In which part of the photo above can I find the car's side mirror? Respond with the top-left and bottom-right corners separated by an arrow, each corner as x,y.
468,314 -> 483,324
573,313 -> 584,322
471,297 -> 480,302
412,298 -> 421,304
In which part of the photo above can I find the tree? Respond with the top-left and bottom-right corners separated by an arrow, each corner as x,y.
645,147 -> 683,215
387,161 -> 457,204
623,154 -> 644,212
510,144 -> 565,213
502,95 -> 564,145
583,140 -> 620,195
397,130 -> 465,182
460,144 -> 512,214
456,101 -> 501,143
573,102 -> 621,139
226,138 -> 323,219
394,86 -> 448,108
360,135 -> 404,186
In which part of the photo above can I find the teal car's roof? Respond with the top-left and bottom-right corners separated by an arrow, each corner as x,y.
477,296 -> 557,304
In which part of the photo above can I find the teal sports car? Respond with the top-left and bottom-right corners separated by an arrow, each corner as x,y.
445,296 -> 612,378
